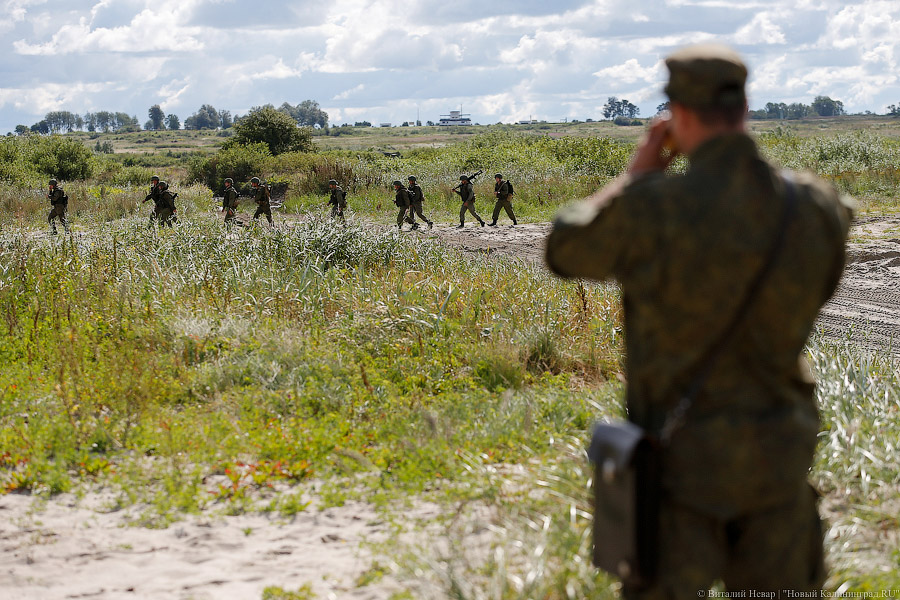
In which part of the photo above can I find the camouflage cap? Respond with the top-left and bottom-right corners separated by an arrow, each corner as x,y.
328,179 -> 337,185
459,175 -> 468,181
392,180 -> 403,187
49,178 -> 58,186
250,177 -> 260,185
407,175 -> 416,181
158,181 -> 169,191
151,175 -> 160,181
224,178 -> 233,184
664,44 -> 747,109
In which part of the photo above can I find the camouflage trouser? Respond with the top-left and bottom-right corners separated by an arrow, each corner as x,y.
624,482 -> 825,599
408,202 -> 432,225
253,203 -> 273,224
491,198 -> 517,224
48,204 -> 69,233
330,204 -> 345,222
396,204 -> 410,227
459,201 -> 484,225
157,208 -> 176,227
223,207 -> 236,225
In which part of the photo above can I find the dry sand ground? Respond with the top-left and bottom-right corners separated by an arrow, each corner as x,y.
2,214 -> 897,600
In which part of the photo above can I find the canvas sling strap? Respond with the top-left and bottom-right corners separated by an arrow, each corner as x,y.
589,171 -> 799,587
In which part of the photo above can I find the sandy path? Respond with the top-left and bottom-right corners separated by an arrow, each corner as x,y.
419,216 -> 900,352
0,491 -> 417,600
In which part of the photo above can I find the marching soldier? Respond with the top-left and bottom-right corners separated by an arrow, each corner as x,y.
489,173 -> 517,226
250,177 -> 273,225
142,175 -> 161,224
407,175 -> 433,229
392,180 -> 412,229
454,175 -> 485,228
47,178 -> 70,235
156,181 -> 177,227
328,179 -> 347,222
222,178 -> 238,225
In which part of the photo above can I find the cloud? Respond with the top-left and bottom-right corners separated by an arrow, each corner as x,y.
733,13 -> 786,44
2,0 -> 900,131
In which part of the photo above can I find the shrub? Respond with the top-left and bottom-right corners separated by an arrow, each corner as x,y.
227,107 -> 314,155
188,142 -> 273,191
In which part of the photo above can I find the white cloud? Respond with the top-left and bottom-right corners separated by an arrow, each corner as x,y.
2,0 -> 900,130
733,13 -> 786,44
593,58 -> 662,85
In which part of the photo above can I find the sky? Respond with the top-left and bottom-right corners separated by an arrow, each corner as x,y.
1,0 -> 899,133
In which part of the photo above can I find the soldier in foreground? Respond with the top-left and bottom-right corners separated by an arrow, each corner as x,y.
328,179 -> 347,222
142,175 -> 161,224
545,44 -> 852,597
454,175 -> 485,228
47,178 -> 70,235
406,176 -> 433,229
250,177 -> 273,225
222,178 -> 238,225
392,180 -> 413,229
156,181 -> 178,227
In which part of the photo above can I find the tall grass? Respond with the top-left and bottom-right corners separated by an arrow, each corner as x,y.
0,218 -> 622,525
390,335 -> 900,597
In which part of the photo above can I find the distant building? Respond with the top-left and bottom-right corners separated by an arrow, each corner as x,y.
517,119 -> 538,125
438,110 -> 472,126
380,122 -> 392,127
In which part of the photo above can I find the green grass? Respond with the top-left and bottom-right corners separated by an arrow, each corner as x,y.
0,216 -> 622,526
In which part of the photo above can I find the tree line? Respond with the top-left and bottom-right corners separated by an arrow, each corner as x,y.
13,100 -> 330,136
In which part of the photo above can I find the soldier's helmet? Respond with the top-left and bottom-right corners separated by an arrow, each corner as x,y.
494,173 -> 503,179
49,178 -> 58,186
407,175 -> 417,182
250,177 -> 261,185
158,181 -> 169,191
392,180 -> 403,187
328,179 -> 337,186
459,175 -> 468,181
224,178 -> 233,185
151,175 -> 160,182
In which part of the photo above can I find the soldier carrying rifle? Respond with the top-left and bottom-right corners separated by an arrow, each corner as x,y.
47,178 -> 70,235
453,171 -> 485,228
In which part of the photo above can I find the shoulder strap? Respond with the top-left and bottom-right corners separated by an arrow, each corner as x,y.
660,172 -> 799,443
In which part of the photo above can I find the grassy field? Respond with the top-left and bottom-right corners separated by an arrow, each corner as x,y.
2,119 -> 900,596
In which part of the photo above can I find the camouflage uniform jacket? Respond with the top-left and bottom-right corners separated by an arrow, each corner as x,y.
494,180 -> 510,200
145,185 -> 161,207
329,186 -> 346,208
159,190 -> 177,211
394,186 -> 409,207
48,188 -> 66,204
223,187 -> 238,209
456,182 -> 474,204
407,183 -> 424,205
546,133 -> 852,518
253,185 -> 270,206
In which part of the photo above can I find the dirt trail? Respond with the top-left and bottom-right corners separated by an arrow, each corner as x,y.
420,216 -> 900,353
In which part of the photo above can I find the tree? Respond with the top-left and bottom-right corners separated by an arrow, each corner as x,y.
278,100 -> 328,128
165,114 -> 181,130
219,110 -> 233,129
227,106 -> 313,155
184,104 -> 220,130
811,96 -> 844,117
888,104 -> 900,116
354,121 -> 372,127
30,120 -> 50,135
602,97 -> 639,119
656,102 -> 670,114
785,103 -> 811,120
14,125 -> 28,135
147,105 -> 165,130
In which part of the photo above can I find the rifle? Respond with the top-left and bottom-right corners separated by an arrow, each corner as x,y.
451,170 -> 483,191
